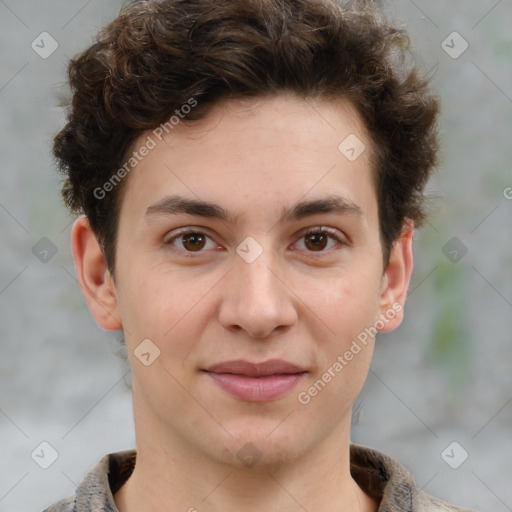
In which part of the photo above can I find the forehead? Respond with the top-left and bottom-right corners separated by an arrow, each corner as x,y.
118,93 -> 377,225
159,94 -> 371,165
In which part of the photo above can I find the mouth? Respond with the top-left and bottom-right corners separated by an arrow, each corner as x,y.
202,359 -> 307,402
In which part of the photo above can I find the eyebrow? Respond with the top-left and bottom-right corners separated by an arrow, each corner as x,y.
145,194 -> 363,224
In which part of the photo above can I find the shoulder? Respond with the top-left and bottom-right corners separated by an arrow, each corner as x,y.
42,450 -> 136,512
350,444 -> 476,512
43,495 -> 76,512
415,492 -> 475,512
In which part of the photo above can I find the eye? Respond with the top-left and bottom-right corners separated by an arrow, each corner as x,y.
294,227 -> 344,253
165,228 -> 218,252
164,226 -> 345,256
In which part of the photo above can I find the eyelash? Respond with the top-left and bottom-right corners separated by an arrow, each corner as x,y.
164,226 -> 345,257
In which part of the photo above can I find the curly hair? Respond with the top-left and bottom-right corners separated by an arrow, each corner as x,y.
54,0 -> 439,273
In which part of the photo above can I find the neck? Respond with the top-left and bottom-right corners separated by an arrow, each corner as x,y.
115,394 -> 377,512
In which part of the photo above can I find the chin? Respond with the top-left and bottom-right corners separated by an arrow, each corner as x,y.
212,422 -> 309,470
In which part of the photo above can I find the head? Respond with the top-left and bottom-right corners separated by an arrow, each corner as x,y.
55,0 -> 438,468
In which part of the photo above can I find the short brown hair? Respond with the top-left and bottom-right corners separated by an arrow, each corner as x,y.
54,0 -> 439,273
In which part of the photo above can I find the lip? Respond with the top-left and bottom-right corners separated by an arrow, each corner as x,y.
203,359 -> 307,402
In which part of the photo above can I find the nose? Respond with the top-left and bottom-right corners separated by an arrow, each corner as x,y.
218,246 -> 297,339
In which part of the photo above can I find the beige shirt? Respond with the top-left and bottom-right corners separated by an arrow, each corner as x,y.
43,444 -> 475,511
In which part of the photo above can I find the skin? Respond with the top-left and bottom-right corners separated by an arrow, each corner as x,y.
72,93 -> 413,512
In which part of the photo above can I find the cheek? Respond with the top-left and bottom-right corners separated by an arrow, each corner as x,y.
295,280 -> 377,427
120,271 -> 211,412
117,267 -> 222,367
295,262 -> 381,399
298,262 -> 383,340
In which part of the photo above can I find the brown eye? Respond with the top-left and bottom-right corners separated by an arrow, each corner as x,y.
294,228 -> 343,254
165,228 -> 218,254
304,232 -> 328,251
181,233 -> 206,251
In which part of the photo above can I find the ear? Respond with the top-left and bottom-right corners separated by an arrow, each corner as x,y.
377,220 -> 414,332
71,216 -> 122,331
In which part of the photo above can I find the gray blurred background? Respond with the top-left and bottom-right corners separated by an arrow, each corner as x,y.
1,1 -> 511,510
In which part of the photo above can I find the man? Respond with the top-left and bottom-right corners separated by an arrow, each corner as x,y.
46,0 -> 473,510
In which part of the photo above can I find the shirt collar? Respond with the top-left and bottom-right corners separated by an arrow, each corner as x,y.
47,444 -> 472,512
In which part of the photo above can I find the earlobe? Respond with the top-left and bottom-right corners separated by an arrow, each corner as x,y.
71,216 -> 122,331
377,220 -> 414,333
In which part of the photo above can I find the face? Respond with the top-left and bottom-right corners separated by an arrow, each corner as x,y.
74,93 -> 412,468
